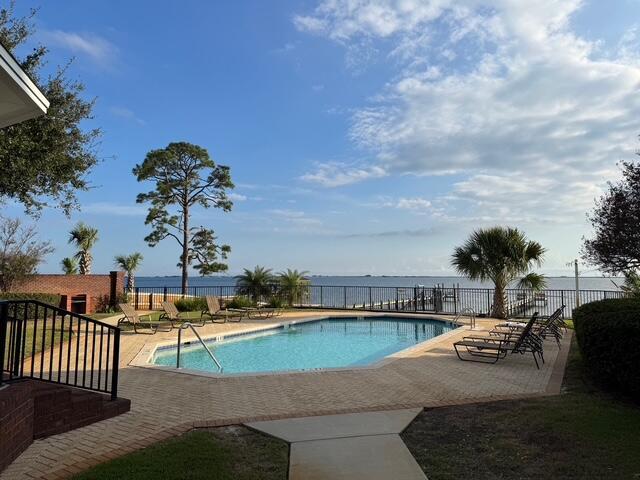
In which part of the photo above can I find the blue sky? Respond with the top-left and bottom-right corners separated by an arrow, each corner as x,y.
5,0 -> 640,276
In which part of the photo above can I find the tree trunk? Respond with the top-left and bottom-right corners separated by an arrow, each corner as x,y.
79,251 -> 91,275
491,285 -> 508,319
181,206 -> 189,296
127,273 -> 134,294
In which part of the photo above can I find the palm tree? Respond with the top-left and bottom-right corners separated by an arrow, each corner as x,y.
278,269 -> 310,306
114,253 -> 144,293
68,222 -> 99,274
451,227 -> 546,319
612,270 -> 640,297
61,257 -> 78,275
235,266 -> 274,303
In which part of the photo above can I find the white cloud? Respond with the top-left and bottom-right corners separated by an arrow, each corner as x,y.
268,209 -> 322,226
109,106 -> 145,125
41,30 -> 118,68
395,197 -> 432,210
228,193 -> 248,201
265,208 -> 330,234
301,161 -> 387,187
82,202 -> 146,216
294,0 -> 640,226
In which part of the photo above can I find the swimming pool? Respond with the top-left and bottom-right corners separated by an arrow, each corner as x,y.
152,317 -> 458,375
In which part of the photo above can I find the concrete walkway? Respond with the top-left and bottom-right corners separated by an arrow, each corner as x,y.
248,409 -> 427,480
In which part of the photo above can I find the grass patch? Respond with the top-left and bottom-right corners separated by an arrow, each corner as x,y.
88,313 -> 120,320
72,426 -> 288,480
19,321 -> 71,357
402,338 -> 640,479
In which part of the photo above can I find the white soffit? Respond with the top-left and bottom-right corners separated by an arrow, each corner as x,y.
0,42 -> 49,129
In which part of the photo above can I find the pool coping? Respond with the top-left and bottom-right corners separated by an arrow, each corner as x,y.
129,312 -> 468,379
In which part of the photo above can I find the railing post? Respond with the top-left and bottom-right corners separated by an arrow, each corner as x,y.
163,287 -> 167,302
12,306 -> 23,377
111,328 -> 120,400
0,302 -> 7,386
135,287 -> 139,309
177,328 -> 182,369
320,286 -> 323,308
344,287 -> 347,309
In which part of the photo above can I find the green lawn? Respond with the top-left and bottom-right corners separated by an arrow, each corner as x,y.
402,338 -> 640,479
72,426 -> 288,480
88,312 -> 121,320
17,320 -> 72,358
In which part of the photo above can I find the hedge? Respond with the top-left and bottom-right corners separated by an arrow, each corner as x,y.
0,293 -> 62,320
573,298 -> 640,399
174,297 -> 207,312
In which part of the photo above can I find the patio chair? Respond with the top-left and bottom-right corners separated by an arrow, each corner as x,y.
118,303 -> 172,335
453,312 -> 544,368
243,304 -> 282,319
161,301 -> 204,328
201,296 -> 246,323
490,305 -> 566,346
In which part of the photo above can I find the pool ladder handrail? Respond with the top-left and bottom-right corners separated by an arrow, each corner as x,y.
454,308 -> 476,330
176,322 -> 223,372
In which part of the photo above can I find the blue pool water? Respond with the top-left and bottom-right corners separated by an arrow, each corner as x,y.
152,317 -> 458,375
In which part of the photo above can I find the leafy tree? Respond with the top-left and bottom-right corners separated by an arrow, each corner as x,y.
278,269 -> 310,306
0,2 -> 100,215
68,222 -> 98,274
236,266 -> 274,303
61,257 -> 78,275
451,227 -> 546,319
583,161 -> 640,274
114,253 -> 143,293
0,216 -> 53,292
134,142 -> 233,294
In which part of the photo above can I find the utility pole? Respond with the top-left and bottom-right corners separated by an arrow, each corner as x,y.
574,259 -> 580,308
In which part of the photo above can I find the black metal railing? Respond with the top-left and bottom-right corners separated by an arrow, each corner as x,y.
0,300 -> 120,400
131,284 -> 624,318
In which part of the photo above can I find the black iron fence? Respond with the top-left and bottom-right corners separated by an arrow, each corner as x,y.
131,284 -> 625,318
0,300 -> 121,400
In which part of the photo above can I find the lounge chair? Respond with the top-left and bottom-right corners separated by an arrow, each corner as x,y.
118,303 -> 172,334
491,305 -> 566,346
242,304 -> 282,319
453,313 -> 544,368
161,301 -> 204,328
201,296 -> 246,323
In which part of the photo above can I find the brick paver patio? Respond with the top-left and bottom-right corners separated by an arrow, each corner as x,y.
1,311 -> 572,480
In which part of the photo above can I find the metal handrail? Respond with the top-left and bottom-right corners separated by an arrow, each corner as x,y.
176,322 -> 222,372
454,307 -> 476,329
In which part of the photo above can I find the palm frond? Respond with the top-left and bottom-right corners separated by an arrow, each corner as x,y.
517,272 -> 547,291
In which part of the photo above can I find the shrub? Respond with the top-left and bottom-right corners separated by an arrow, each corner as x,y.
175,297 -> 207,312
225,296 -> 254,309
0,293 -> 62,319
573,297 -> 640,317
94,292 -> 129,313
0,292 -> 61,306
267,296 -> 287,308
573,298 -> 640,399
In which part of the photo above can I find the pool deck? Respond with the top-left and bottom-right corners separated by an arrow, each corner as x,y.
1,310 -> 572,480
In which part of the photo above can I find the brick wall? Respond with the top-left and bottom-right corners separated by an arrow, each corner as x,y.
10,271 -> 124,313
0,380 -> 130,473
0,382 -> 34,472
